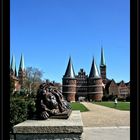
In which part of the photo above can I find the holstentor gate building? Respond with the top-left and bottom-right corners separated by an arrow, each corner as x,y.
62,48 -> 106,102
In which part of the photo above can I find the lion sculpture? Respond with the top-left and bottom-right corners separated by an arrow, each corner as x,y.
35,82 -> 71,120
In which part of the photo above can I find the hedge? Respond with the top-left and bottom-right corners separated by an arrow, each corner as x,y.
10,96 -> 36,133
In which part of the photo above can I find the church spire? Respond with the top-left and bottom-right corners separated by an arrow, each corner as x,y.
15,63 -> 17,77
100,47 -> 106,66
10,55 -> 15,72
64,57 -> 75,78
89,57 -> 100,78
19,54 -> 25,70
18,53 -> 26,87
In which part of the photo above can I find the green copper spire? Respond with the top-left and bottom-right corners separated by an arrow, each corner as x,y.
89,57 -> 100,78
100,47 -> 106,66
10,55 -> 15,71
15,63 -> 17,77
19,54 -> 25,70
64,57 -> 75,78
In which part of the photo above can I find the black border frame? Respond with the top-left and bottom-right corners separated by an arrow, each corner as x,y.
1,0 -> 10,140
130,0 -> 139,139
0,0 -> 139,140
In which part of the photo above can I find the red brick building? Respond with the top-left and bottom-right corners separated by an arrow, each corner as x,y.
62,56 -> 103,102
105,79 -> 118,96
62,48 -> 130,102
117,80 -> 130,98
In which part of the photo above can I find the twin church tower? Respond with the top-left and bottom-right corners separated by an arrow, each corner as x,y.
62,48 -> 106,102
10,54 -> 26,90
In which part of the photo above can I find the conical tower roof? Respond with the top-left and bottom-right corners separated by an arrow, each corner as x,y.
19,54 -> 25,70
10,55 -> 15,71
100,47 -> 106,66
15,63 -> 17,77
89,57 -> 100,78
64,57 -> 75,78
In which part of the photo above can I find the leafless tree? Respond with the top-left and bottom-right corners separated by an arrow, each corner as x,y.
25,67 -> 44,95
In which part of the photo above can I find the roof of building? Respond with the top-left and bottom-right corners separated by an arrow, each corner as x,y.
117,80 -> 125,86
105,79 -> 112,89
63,57 -> 75,78
10,55 -> 16,71
89,57 -> 100,78
125,81 -> 130,86
105,79 -> 117,89
19,54 -> 25,70
15,63 -> 17,77
100,47 -> 106,66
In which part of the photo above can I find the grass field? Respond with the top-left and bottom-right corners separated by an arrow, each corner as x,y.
70,102 -> 89,112
94,101 -> 130,111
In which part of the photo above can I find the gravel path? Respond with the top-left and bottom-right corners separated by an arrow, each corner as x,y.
81,102 -> 130,127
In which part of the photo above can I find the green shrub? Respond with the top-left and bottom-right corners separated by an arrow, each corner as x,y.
118,97 -> 126,101
126,95 -> 130,102
102,94 -> 109,101
10,96 -> 36,133
102,94 -> 116,101
27,98 -> 36,119
10,97 -> 28,132
108,95 -> 116,101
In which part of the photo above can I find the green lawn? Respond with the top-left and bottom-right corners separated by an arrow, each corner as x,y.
94,101 -> 130,111
70,102 -> 89,112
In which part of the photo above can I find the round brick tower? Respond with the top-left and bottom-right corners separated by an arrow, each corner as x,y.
88,57 -> 103,101
62,57 -> 76,102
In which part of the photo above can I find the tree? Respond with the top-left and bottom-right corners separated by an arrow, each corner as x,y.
10,77 -> 15,94
45,79 -> 62,91
24,67 -> 44,96
52,80 -> 62,91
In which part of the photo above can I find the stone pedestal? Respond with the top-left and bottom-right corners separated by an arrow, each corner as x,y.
13,111 -> 83,140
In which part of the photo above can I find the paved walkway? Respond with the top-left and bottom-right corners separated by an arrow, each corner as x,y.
81,102 -> 130,140
81,102 -> 130,127
82,126 -> 130,140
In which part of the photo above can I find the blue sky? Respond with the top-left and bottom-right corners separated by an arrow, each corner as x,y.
10,0 -> 130,83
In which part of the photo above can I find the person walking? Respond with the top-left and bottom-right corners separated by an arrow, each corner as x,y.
114,97 -> 118,107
